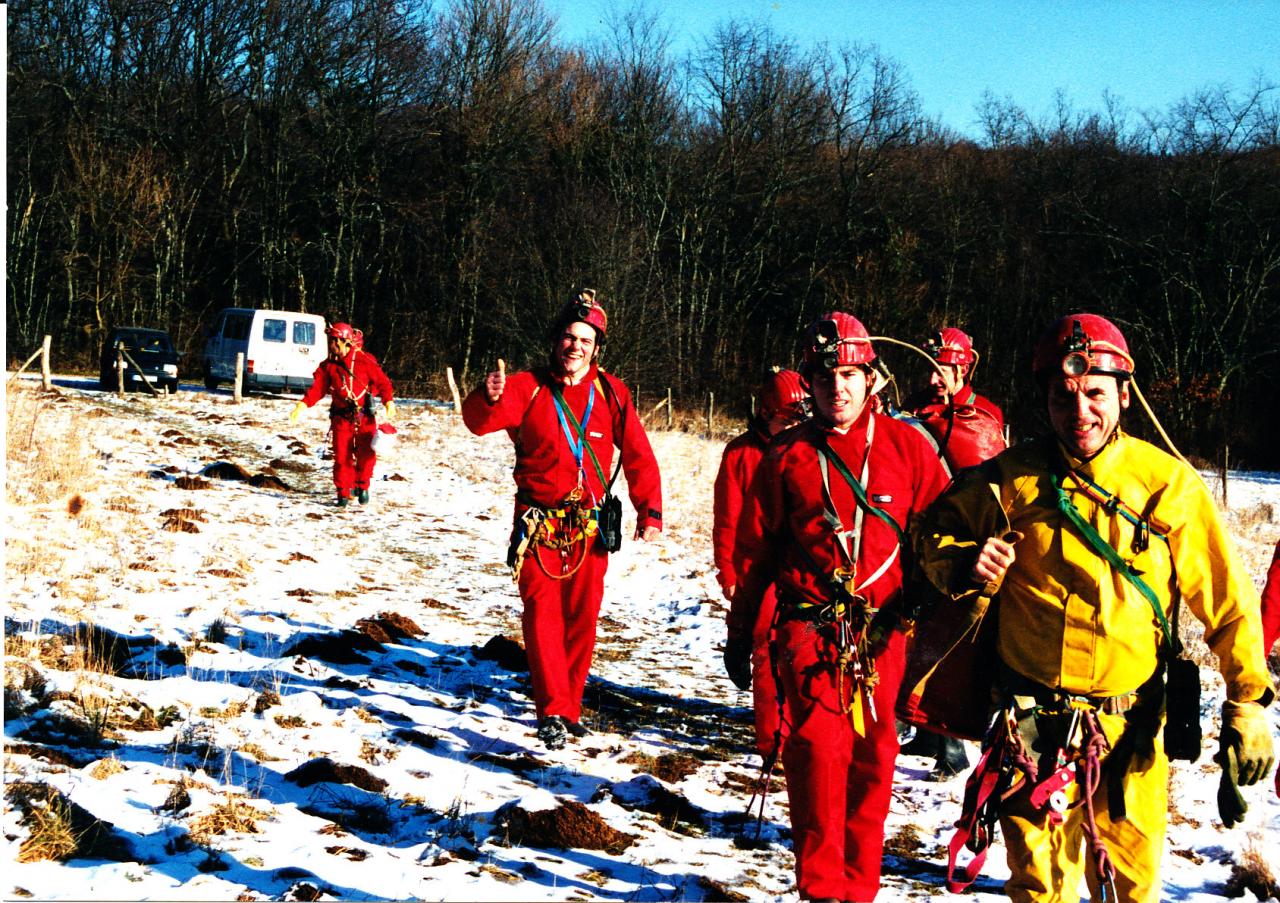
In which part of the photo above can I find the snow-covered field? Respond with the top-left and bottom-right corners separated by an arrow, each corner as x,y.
5,374 -> 1279,902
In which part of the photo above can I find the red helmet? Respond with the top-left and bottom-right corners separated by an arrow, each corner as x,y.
802,312 -> 876,371
924,327 -> 976,368
554,288 -> 608,341
352,328 -> 364,350
759,368 -> 809,420
1032,314 -> 1134,380
326,322 -> 357,342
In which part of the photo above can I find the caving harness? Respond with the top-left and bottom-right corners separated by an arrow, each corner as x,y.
788,417 -> 908,737
947,460 -> 1174,900
327,350 -> 376,426
508,378 -> 622,582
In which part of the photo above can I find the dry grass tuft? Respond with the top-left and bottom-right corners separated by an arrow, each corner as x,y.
187,796 -> 268,846
88,756 -> 126,780
66,494 -> 86,516
1225,838 -> 1280,900
6,387 -> 99,506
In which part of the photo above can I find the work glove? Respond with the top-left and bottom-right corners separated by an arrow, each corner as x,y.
723,634 -> 752,691
1215,700 -> 1275,827
289,401 -> 306,424
383,400 -> 397,422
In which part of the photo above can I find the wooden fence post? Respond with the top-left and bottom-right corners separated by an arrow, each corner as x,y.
233,352 -> 245,404
1220,446 -> 1229,509
40,335 -> 52,390
666,388 -> 673,429
446,367 -> 463,413
116,346 -> 125,395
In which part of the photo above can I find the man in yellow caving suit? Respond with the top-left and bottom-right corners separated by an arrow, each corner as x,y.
911,313 -> 1274,902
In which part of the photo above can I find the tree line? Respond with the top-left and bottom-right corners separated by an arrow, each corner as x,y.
8,0 -> 1280,466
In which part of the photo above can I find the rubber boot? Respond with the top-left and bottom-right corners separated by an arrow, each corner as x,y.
929,736 -> 971,780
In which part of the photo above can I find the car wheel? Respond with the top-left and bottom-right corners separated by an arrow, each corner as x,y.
203,366 -> 219,392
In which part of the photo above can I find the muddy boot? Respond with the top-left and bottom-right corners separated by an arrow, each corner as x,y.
536,716 -> 568,750
929,736 -> 971,780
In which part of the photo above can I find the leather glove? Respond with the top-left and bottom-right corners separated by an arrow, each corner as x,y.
383,400 -> 397,422
1219,700 -> 1275,786
723,635 -> 752,691
1217,746 -> 1249,828
289,401 -> 306,424
1214,700 -> 1275,828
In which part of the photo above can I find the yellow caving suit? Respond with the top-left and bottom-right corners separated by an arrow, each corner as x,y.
916,430 -> 1272,903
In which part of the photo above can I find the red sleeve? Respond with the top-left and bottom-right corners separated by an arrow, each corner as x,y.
730,444 -> 787,641
462,370 -> 539,436
1262,541 -> 1280,655
605,375 -> 663,532
300,362 -> 333,408
713,435 -> 760,591
364,355 -> 393,403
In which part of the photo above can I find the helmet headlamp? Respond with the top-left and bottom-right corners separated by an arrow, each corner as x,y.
575,302 -> 594,320
1062,351 -> 1090,377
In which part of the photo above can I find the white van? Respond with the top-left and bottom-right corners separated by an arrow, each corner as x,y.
202,308 -> 327,393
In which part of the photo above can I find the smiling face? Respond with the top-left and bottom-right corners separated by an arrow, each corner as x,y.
1047,373 -> 1130,459
809,364 -> 872,430
553,320 -> 599,382
327,335 -> 352,360
928,362 -> 966,397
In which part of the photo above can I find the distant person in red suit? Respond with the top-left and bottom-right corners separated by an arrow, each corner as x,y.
904,326 -> 1005,471
901,327 -> 1008,779
290,322 -> 396,506
715,367 -> 810,761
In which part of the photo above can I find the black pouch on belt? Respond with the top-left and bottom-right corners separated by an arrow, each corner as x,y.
1163,656 -> 1202,762
597,494 -> 623,553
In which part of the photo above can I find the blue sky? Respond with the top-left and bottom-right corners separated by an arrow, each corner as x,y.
541,0 -> 1279,138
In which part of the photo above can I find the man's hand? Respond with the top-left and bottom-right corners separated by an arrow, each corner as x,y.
289,401 -> 306,424
724,635 -> 752,690
720,582 -> 737,603
635,524 -> 661,542
970,532 -> 1020,587
1215,700 -> 1275,827
383,400 -> 398,422
485,359 -> 506,403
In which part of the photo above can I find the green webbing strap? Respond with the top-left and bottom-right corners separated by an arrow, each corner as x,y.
818,439 -> 907,547
1050,472 -> 1175,652
549,383 -> 611,493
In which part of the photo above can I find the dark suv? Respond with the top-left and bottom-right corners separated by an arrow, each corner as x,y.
99,327 -> 181,393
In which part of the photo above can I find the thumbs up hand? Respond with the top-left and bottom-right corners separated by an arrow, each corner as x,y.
486,359 -> 507,403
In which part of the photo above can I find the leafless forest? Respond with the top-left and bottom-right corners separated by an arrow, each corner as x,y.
7,0 -> 1280,464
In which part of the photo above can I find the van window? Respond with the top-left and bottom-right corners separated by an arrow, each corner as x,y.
293,321 -> 317,346
225,314 -> 251,341
262,318 -> 288,343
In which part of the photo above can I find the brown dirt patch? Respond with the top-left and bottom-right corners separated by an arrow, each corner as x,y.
620,751 -> 702,783
474,635 -> 527,672
174,476 -> 212,490
283,630 -> 383,664
285,758 -> 388,793
493,800 -> 636,853
249,473 -> 292,490
355,612 -> 425,644
201,462 -> 253,481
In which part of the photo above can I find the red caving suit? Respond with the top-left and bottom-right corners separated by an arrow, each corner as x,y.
713,421 -> 788,757
462,363 -> 662,724
733,407 -> 949,902
301,349 -> 394,498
